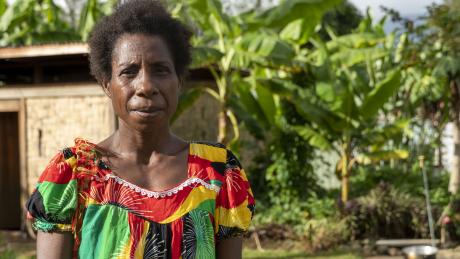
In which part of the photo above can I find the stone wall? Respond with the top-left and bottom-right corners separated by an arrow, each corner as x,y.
26,96 -> 113,192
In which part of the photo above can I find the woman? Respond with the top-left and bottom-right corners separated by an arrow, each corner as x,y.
25,1 -> 255,258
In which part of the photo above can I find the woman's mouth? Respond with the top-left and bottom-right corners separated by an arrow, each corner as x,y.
131,107 -> 163,118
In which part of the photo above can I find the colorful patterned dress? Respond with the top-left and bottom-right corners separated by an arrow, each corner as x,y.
26,138 -> 255,259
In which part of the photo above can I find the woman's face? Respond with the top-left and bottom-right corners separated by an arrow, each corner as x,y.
106,33 -> 179,131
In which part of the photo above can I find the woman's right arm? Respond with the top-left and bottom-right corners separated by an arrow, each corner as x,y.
26,149 -> 79,259
37,232 -> 73,259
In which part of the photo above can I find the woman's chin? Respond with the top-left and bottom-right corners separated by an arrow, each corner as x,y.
125,111 -> 169,131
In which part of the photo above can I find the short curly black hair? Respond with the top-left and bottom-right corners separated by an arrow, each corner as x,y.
88,0 -> 192,83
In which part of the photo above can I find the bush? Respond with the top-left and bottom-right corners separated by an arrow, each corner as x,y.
350,164 -> 451,208
248,130 -> 326,225
303,217 -> 352,251
442,192 -> 460,240
344,183 -> 434,240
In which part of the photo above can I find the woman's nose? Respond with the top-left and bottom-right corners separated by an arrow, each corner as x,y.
135,70 -> 159,97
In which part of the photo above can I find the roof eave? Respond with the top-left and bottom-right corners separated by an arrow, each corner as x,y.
0,43 -> 88,59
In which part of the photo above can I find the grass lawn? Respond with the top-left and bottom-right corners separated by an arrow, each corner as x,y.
243,248 -> 362,259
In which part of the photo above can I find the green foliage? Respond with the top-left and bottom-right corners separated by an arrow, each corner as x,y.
0,249 -> 17,259
5,0 -> 458,243
172,0 -> 342,144
0,0 -> 78,46
360,70 -> 401,119
304,217 -> 352,251
171,88 -> 203,123
79,0 -> 117,41
249,129 -> 324,224
0,0 -> 117,46
320,0 -> 362,38
243,12 -> 412,202
345,183 -> 430,239
258,0 -> 342,31
0,0 -> 7,17
442,192 -> 460,239
350,166 -> 450,207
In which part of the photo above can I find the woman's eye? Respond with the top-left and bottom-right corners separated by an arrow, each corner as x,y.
120,68 -> 138,77
154,66 -> 170,75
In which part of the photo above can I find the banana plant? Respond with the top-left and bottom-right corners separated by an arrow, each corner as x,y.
172,0 -> 340,147
235,12 -> 411,202
407,2 -> 460,194
79,0 -> 117,41
0,0 -> 117,46
0,0 -> 78,46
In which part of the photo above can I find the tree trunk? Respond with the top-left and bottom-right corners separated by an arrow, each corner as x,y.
341,142 -> 351,202
449,79 -> 460,194
341,173 -> 349,202
217,74 -> 229,144
217,107 -> 227,144
449,120 -> 460,194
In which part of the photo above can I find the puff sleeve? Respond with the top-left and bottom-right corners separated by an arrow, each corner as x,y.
215,149 -> 255,240
26,148 -> 78,232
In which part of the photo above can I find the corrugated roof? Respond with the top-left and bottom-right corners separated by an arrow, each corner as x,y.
0,43 -> 88,59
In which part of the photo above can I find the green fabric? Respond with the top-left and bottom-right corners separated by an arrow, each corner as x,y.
190,209 -> 215,259
79,204 -> 130,258
209,180 -> 222,187
195,199 -> 215,215
33,219 -> 57,232
39,180 -> 77,222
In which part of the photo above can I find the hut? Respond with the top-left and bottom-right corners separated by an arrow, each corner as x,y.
0,43 -> 217,234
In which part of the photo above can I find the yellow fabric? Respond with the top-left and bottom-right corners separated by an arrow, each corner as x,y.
133,221 -> 150,259
159,186 -> 217,224
55,223 -> 72,231
115,243 -> 131,259
190,143 -> 226,163
66,156 -> 77,170
216,199 -> 251,230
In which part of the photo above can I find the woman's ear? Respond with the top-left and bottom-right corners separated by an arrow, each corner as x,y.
178,77 -> 184,89
101,80 -> 112,98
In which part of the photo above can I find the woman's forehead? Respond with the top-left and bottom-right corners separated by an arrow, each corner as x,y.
112,33 -> 173,65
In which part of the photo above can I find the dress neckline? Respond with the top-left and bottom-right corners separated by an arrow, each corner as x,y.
74,138 -> 219,199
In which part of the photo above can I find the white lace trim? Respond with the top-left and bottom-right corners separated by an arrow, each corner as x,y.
90,174 -> 220,199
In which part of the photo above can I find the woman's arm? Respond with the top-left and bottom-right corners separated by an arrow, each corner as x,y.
216,238 -> 243,259
37,231 -> 73,259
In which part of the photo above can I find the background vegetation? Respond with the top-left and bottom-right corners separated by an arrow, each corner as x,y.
1,0 -> 460,255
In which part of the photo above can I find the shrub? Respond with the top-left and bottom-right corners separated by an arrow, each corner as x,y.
350,165 -> 451,208
344,183 -> 433,240
441,192 -> 460,240
303,217 -> 352,251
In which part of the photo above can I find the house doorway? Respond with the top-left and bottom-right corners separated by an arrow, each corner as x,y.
0,112 -> 21,230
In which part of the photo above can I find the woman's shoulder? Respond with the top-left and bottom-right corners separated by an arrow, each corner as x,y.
190,140 -> 226,149
41,137 -> 106,178
188,140 -> 244,183
189,140 -> 232,164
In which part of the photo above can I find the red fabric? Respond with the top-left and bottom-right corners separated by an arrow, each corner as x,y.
38,152 -> 74,184
170,219 -> 183,259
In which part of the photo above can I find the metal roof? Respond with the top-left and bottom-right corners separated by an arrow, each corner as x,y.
0,43 -> 88,59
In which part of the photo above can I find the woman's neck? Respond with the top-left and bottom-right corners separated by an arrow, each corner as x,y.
111,119 -> 181,165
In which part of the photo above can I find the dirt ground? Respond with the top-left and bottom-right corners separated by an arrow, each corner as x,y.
1,231 -> 459,259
